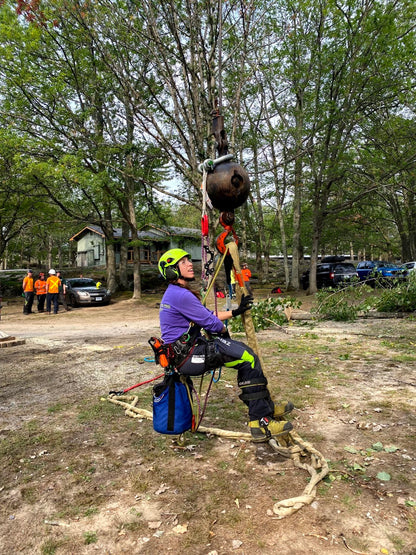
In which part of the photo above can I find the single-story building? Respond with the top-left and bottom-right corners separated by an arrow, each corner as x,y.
69,224 -> 201,268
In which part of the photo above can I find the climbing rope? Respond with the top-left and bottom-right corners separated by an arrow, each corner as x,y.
103,393 -> 328,519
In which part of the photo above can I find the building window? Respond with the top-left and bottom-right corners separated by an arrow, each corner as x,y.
141,248 -> 151,262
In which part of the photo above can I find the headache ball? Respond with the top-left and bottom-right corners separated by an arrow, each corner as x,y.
206,161 -> 250,212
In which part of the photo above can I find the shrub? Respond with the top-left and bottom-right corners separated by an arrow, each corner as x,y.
376,272 -> 416,312
0,278 -> 23,297
230,296 -> 302,332
313,284 -> 374,321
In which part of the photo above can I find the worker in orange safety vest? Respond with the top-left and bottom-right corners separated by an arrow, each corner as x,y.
22,269 -> 35,314
34,272 -> 47,313
46,269 -> 61,314
241,263 -> 253,296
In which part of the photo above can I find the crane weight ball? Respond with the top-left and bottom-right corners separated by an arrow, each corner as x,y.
206,161 -> 250,212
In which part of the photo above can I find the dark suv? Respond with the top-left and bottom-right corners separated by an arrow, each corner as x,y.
301,258 -> 359,290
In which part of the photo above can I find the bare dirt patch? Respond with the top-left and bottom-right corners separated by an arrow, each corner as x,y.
0,296 -> 415,555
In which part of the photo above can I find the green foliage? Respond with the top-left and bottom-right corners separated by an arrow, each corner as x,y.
376,273 -> 416,312
0,278 -> 23,296
83,531 -> 97,545
229,296 -> 302,333
313,284 -> 374,321
313,275 -> 416,320
0,0 -> 416,274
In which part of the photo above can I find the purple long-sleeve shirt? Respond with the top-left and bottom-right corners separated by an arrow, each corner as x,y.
159,284 -> 224,343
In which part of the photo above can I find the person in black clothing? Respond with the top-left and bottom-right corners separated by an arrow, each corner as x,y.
56,271 -> 69,311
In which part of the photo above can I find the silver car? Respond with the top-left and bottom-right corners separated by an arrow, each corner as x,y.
403,261 -> 416,273
65,278 -> 111,307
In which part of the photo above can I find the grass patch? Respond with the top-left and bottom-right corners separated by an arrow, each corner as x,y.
47,402 -> 66,414
40,538 -> 67,555
84,506 -> 99,517
392,354 -> 416,362
0,421 -> 64,473
77,400 -> 121,423
83,531 -> 97,545
387,534 -> 405,551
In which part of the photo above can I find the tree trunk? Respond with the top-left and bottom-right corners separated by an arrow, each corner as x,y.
101,207 -> 117,293
119,220 -> 129,290
131,243 -> 141,300
47,236 -> 52,269
290,93 -> 304,290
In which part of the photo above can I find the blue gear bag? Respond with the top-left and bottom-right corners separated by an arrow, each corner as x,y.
153,373 -> 192,434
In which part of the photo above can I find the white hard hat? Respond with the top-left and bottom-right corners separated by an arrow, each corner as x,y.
49,269 -> 56,275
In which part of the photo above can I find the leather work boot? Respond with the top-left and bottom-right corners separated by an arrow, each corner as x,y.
249,416 -> 293,442
273,400 -> 294,418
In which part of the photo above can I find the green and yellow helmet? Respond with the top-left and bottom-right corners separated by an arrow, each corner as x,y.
158,248 -> 190,280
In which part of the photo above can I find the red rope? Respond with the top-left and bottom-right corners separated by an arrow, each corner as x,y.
110,373 -> 165,396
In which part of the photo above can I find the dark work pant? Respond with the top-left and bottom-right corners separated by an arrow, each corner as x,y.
37,294 -> 46,312
47,293 -> 59,314
243,281 -> 253,295
178,336 -> 274,421
58,291 -> 68,310
23,292 -> 34,314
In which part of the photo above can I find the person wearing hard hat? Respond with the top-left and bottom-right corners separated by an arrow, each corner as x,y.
46,269 -> 61,314
157,249 -> 294,442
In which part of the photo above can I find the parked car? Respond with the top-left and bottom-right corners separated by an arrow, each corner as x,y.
356,261 -> 408,287
403,261 -> 416,273
301,259 -> 359,290
64,278 -> 111,307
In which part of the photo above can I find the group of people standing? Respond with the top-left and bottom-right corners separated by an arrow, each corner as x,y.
22,269 -> 69,315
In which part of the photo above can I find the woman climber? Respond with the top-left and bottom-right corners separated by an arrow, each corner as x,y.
158,248 -> 294,442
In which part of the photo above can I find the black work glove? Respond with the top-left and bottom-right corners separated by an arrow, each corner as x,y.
232,294 -> 253,317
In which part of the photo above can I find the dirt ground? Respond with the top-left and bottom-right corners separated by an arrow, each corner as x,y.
0,294 -> 415,555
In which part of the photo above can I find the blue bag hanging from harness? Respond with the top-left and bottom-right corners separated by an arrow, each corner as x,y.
153,373 -> 192,435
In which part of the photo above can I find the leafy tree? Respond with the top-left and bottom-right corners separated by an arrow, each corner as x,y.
0,0 -> 169,295
0,130 -> 46,266
288,1 -> 414,290
358,114 -> 416,261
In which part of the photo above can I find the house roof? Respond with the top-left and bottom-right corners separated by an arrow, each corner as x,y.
70,224 -> 200,243
69,225 -> 105,242
139,224 -> 200,241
